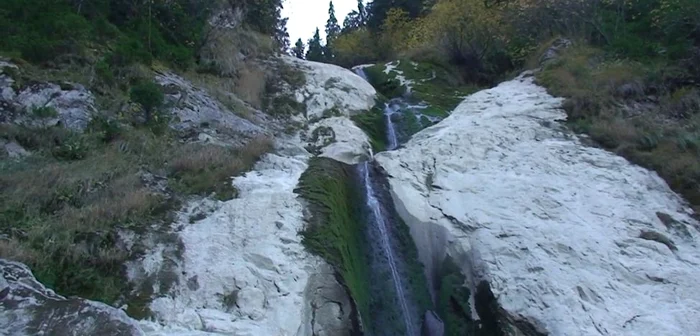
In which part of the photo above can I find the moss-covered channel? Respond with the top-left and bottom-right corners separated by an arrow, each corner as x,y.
296,157 -> 433,335
294,62 -> 505,336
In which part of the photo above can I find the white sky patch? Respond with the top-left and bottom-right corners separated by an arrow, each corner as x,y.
283,0 -> 358,46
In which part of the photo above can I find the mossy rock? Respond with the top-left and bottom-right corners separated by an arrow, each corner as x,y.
295,157 -> 372,323
351,104 -> 387,153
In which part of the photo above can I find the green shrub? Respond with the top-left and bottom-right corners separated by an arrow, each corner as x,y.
89,116 -> 123,143
95,59 -> 115,84
31,105 -> 58,118
130,80 -> 164,122
110,37 -> 152,67
52,135 -> 89,161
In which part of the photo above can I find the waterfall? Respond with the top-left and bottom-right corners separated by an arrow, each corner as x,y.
350,67 -> 443,336
383,101 -> 400,151
358,161 -> 417,336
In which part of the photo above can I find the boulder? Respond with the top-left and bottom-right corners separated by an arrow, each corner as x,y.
376,73 -> 700,335
283,56 -> 376,121
306,117 -> 372,165
0,259 -> 144,336
155,72 -> 266,146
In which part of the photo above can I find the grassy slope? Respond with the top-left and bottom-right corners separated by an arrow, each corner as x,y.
537,44 -> 700,211
0,25 -> 277,306
0,119 -> 272,304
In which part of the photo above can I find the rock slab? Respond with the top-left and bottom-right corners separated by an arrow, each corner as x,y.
376,74 -> 700,336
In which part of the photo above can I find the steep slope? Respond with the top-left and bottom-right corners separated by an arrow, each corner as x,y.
1,56 -> 376,335
129,58 -> 376,335
376,72 -> 700,335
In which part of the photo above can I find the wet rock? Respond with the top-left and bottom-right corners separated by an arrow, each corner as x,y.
303,263 -> 354,336
377,73 -> 700,335
0,259 -> 144,336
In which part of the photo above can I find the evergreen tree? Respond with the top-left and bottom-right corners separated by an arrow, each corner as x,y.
366,0 -> 423,30
325,1 -> 342,40
306,27 -> 325,62
357,0 -> 367,24
275,16 -> 290,53
325,1 -> 341,60
292,38 -> 305,59
342,1 -> 367,33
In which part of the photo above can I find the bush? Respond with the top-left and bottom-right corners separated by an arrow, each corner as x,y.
130,80 -> 164,122
52,135 -> 90,161
95,59 -> 115,84
31,105 -> 58,118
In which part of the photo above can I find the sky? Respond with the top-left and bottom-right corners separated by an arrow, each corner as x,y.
283,0 -> 358,45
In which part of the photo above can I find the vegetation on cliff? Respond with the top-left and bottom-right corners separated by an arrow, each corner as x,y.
0,0 -> 286,307
295,158 -> 372,325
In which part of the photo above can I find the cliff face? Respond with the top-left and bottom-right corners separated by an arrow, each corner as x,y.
376,73 -> 700,335
1,55 -> 377,335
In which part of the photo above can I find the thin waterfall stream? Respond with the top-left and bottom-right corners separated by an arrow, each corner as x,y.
352,68 -> 443,336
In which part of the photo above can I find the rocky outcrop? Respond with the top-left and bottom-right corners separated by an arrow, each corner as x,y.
1,61 -> 96,131
0,259 -> 144,336
284,56 -> 376,164
129,58 -> 372,335
156,72 -> 267,146
304,116 -> 372,164
376,74 -> 700,335
284,56 -> 376,121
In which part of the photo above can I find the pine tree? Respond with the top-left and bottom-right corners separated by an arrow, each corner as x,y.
292,38 -> 305,59
306,28 -> 325,62
325,1 -> 341,40
325,1 -> 342,61
275,16 -> 290,53
357,0 -> 367,24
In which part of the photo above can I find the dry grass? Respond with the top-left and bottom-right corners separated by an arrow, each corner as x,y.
234,65 -> 267,109
537,43 -> 700,210
184,70 -> 258,120
169,135 -> 273,200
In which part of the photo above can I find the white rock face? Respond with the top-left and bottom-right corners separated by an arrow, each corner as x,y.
283,56 -> 376,120
286,57 -> 375,164
307,117 -> 372,165
133,58 -> 366,336
376,74 -> 700,335
136,138 -> 348,335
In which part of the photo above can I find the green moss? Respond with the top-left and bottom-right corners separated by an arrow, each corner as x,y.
364,64 -> 407,98
295,158 -> 372,323
352,104 -> 387,153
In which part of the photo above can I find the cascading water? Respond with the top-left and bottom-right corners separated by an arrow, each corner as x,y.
383,102 -> 400,150
352,67 -> 443,336
358,161 -> 417,336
